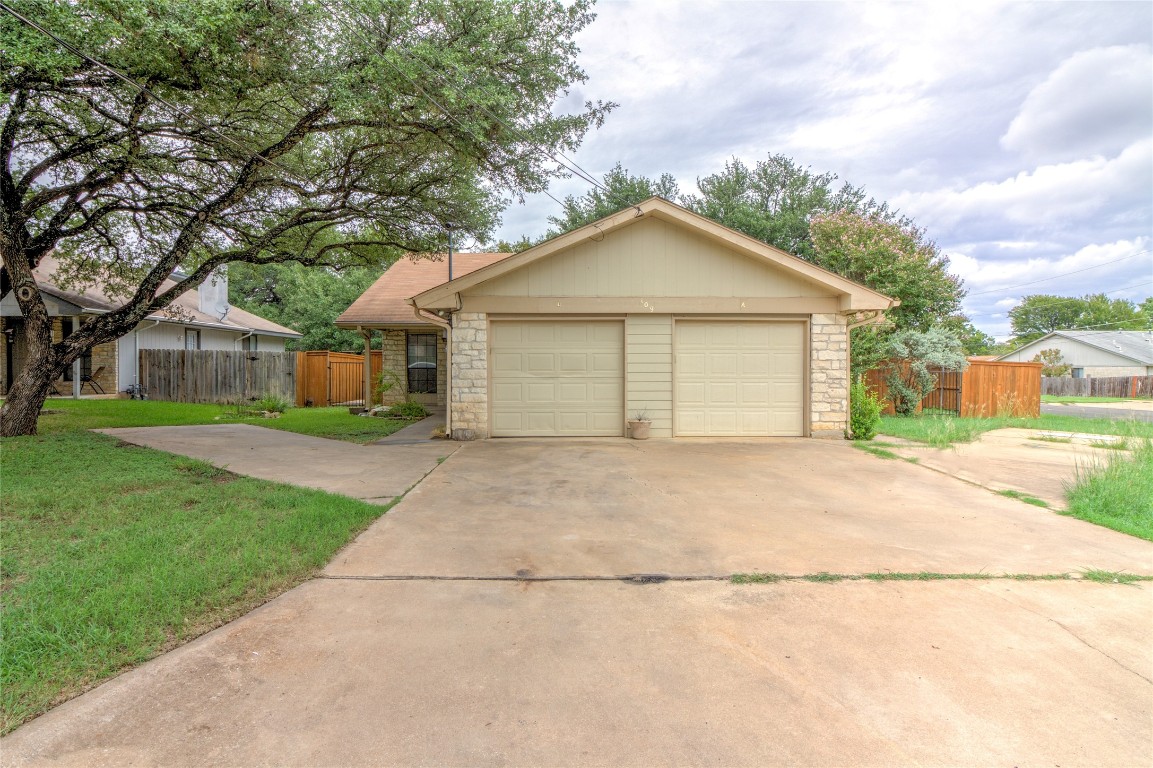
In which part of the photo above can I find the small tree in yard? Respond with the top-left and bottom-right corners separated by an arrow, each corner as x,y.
0,0 -> 612,436
883,327 -> 968,416
1032,349 -> 1071,377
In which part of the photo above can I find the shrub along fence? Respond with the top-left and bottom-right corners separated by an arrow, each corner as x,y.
295,350 -> 382,407
865,359 -> 1041,418
138,350 -> 296,404
1042,375 -> 1153,398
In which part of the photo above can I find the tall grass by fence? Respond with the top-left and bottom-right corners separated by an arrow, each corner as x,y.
865,360 -> 1041,418
295,351 -> 382,407
138,350 -> 296,404
1042,375 -> 1153,398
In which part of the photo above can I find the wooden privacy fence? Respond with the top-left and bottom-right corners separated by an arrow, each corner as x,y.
865,360 -> 1042,418
139,350 -> 296,404
1042,375 -> 1153,398
296,350 -> 382,407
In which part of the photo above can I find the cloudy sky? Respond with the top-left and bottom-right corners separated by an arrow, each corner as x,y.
493,0 -> 1153,340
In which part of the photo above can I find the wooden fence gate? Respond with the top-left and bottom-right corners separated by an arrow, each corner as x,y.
138,350 -> 296,404
295,350 -> 382,407
865,360 -> 1041,417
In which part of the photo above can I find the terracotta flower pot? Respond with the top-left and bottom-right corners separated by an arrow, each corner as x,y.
628,420 -> 651,439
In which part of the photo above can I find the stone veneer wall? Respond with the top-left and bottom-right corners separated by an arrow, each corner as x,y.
809,313 -> 849,438
376,328 -> 448,408
377,330 -> 407,406
450,312 -> 488,439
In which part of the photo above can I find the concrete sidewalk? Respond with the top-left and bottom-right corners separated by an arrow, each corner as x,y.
99,424 -> 459,503
878,427 -> 1136,509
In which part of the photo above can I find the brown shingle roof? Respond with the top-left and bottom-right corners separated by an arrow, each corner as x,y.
336,253 -> 512,327
23,256 -> 301,337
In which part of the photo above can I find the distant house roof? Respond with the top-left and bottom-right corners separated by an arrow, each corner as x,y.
998,330 -> 1153,366
1,256 -> 301,338
336,253 -> 512,327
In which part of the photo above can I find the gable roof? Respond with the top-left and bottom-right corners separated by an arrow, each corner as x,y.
999,330 -> 1153,365
336,252 -> 512,327
412,197 -> 896,312
1,256 -> 301,338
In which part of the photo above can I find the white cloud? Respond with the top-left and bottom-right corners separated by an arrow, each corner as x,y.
1001,45 -> 1153,163
894,139 -> 1152,235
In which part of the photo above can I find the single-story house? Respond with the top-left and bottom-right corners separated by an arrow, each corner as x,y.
996,330 -> 1153,377
0,256 -> 301,396
339,197 -> 895,439
337,252 -> 511,409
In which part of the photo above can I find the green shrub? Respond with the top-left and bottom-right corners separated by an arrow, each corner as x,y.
255,393 -> 291,413
849,380 -> 882,440
386,401 -> 428,420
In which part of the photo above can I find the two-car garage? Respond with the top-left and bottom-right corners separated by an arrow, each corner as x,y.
488,318 -> 806,438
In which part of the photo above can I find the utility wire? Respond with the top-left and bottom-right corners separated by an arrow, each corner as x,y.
0,0 -> 304,179
967,249 -> 1152,297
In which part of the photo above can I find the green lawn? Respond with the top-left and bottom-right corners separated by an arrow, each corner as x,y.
0,399 -> 412,732
878,412 -> 1153,448
34,398 -> 411,444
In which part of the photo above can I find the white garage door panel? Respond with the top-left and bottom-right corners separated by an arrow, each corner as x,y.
491,321 -> 624,437
676,321 -> 805,437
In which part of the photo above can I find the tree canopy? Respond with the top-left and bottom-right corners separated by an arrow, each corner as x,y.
1008,293 -> 1150,344
228,262 -> 393,353
538,156 -> 970,373
0,0 -> 612,435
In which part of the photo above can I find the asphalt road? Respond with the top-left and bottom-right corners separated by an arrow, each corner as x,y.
1041,403 -> 1153,422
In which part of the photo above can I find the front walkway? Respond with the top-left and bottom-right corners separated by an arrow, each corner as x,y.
99,423 -> 458,503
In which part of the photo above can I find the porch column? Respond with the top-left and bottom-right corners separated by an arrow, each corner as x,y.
72,357 -> 80,398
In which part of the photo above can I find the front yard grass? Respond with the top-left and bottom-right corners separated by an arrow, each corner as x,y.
1064,442 -> 1153,541
877,412 -> 1153,448
874,412 -> 1152,542
0,398 -> 413,732
34,398 -> 410,444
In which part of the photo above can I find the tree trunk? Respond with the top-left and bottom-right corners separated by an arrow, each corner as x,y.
0,357 -> 61,437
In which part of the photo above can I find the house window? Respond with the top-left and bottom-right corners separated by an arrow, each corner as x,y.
242,335 -> 257,351
1072,368 -> 1084,379
406,332 -> 437,394
60,318 -> 93,381
185,329 -> 200,350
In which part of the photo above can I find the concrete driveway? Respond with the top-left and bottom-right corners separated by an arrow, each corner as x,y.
4,437 -> 1151,767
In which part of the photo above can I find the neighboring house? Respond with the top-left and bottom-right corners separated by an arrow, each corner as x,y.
0,256 -> 302,397
996,330 -> 1153,378
340,197 -> 895,439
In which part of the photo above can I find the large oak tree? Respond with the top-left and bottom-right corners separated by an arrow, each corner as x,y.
1,0 -> 612,435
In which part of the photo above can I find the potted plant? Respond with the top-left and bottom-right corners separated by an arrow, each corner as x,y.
627,409 -> 652,440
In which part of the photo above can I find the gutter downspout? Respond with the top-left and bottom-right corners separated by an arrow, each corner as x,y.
134,319 -> 162,394
235,330 -> 255,350
359,326 -> 373,410
411,302 -> 452,437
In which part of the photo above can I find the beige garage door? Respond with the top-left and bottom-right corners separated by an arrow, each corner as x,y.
676,321 -> 805,436
490,320 -> 624,437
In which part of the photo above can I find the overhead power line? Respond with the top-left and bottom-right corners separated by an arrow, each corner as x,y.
967,249 -> 1153,297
